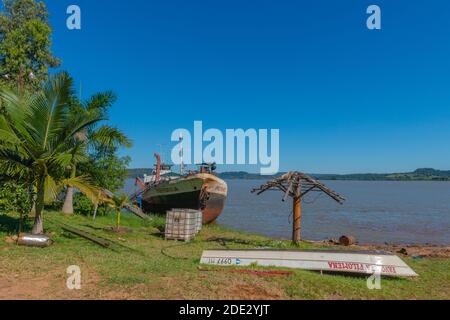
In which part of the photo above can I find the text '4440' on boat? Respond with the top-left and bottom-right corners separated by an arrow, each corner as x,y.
132,154 -> 228,224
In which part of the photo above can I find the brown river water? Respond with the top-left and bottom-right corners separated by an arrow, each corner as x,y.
125,179 -> 450,245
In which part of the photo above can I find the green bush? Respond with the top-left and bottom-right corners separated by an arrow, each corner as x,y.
73,193 -> 95,216
73,193 -> 112,217
0,182 -> 33,216
149,215 -> 166,232
45,199 -> 63,212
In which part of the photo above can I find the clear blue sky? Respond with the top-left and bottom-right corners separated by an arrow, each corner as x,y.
46,0 -> 450,173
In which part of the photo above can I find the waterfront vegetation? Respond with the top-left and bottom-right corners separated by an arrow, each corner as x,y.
0,72 -> 131,234
0,211 -> 449,299
0,0 -> 131,235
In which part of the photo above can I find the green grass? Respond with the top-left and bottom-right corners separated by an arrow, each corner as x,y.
0,211 -> 449,300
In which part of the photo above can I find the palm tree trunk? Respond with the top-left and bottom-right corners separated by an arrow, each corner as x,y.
62,165 -> 76,214
29,184 -> 36,216
32,179 -> 45,235
117,209 -> 121,229
30,202 -> 36,216
93,203 -> 99,220
62,186 -> 74,214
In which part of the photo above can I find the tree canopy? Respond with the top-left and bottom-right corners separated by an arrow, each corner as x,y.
0,0 -> 60,90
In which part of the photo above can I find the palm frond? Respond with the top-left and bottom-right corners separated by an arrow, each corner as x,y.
84,91 -> 117,114
44,175 -> 59,204
90,125 -> 132,150
63,176 -> 102,205
45,152 -> 74,172
0,128 -> 21,145
28,72 -> 73,150
0,158 -> 33,182
110,194 -> 130,209
0,89 -> 33,127
60,112 -> 106,147
0,89 -> 35,148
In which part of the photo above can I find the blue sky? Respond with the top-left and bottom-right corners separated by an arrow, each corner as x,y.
45,0 -> 450,173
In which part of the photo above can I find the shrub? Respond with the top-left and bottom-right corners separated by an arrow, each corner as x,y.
0,182 -> 33,216
73,193 -> 112,217
73,193 -> 94,216
149,215 -> 166,232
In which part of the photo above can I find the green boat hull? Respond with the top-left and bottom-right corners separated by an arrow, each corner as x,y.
141,173 -> 228,224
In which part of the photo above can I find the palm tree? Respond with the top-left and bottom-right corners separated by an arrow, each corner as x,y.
0,72 -> 103,234
61,92 -> 132,214
110,194 -> 130,230
61,142 -> 88,214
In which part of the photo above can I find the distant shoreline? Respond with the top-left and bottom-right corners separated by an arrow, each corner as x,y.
127,168 -> 450,182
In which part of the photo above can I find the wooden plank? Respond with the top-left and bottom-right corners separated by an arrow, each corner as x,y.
62,225 -> 112,248
124,204 -> 147,219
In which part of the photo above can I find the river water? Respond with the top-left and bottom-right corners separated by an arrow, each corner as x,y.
124,179 -> 450,245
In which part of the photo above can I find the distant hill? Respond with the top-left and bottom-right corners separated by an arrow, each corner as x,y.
127,168 -> 450,181
219,168 -> 450,181
383,168 -> 450,181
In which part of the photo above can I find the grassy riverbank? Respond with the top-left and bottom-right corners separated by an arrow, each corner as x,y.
0,212 -> 449,300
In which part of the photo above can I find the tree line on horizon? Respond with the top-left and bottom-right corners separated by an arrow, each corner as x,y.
127,168 -> 450,181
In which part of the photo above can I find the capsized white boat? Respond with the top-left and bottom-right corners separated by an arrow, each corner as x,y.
200,249 -> 418,277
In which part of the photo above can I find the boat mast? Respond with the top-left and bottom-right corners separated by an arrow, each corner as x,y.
154,153 -> 161,183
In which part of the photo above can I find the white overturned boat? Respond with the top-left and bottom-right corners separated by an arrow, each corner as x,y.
200,249 -> 418,277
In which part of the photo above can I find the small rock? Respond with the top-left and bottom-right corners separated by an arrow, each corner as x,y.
328,238 -> 338,245
398,248 -> 408,256
339,235 -> 356,246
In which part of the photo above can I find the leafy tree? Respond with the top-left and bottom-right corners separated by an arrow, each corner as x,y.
0,0 -> 60,90
0,72 -> 103,234
80,153 -> 131,193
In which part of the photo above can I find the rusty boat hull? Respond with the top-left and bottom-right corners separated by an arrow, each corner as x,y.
140,173 -> 228,224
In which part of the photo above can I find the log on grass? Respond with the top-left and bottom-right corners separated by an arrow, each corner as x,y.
62,225 -> 112,248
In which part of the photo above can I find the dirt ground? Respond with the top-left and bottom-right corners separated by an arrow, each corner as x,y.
0,268 -> 101,300
0,268 -> 288,300
368,244 -> 450,258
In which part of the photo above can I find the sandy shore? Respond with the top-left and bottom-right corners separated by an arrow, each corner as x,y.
307,239 -> 450,258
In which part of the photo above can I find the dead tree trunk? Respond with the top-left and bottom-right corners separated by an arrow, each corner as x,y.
292,196 -> 302,244
252,172 -> 345,245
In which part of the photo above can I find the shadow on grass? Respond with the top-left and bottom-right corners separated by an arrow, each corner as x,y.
81,224 -> 104,231
0,214 -> 26,235
206,236 -> 274,248
149,230 -> 165,239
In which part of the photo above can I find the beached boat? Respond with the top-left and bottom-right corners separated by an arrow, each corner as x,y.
200,249 -> 418,277
132,155 -> 228,224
